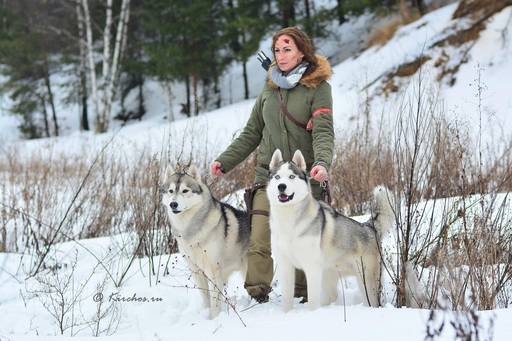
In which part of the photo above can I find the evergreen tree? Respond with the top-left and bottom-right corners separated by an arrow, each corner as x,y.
278,0 -> 296,27
0,1 -> 70,138
226,0 -> 268,100
142,0 -> 230,116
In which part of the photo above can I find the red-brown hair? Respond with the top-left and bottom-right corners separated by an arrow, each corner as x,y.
271,26 -> 318,74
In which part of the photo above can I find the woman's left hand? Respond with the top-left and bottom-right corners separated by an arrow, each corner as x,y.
310,165 -> 328,182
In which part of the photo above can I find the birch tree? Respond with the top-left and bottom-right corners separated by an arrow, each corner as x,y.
79,0 -> 131,133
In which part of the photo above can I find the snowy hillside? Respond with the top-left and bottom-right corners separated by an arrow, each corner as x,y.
3,2 -> 511,159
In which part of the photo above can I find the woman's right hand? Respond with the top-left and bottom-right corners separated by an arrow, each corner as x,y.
210,161 -> 224,176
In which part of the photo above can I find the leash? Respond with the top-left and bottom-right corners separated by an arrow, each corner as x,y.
321,180 -> 332,205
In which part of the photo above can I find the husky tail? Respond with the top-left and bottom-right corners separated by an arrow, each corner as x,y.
371,186 -> 395,237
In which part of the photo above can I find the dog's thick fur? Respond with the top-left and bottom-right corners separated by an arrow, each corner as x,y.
267,149 -> 395,311
162,166 -> 250,318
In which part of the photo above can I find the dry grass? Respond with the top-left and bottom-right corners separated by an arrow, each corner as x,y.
382,56 -> 432,95
329,134 -> 395,215
209,153 -> 256,200
452,0 -> 512,20
367,1 -> 422,49
1,92 -> 511,310
0,146 -> 174,259
367,16 -> 403,48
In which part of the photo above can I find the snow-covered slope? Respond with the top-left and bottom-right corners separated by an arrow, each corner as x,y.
3,2 -> 511,160
333,2 -> 512,142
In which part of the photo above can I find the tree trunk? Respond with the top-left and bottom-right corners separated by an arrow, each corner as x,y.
214,76 -> 221,109
40,95 -> 50,138
138,79 -> 144,119
337,0 -> 346,25
99,0 -> 112,130
202,79 -> 210,111
114,0 -> 131,100
162,80 -> 174,122
192,74 -> 199,116
265,0 -> 272,17
76,0 -> 89,131
103,0 -> 131,132
304,0 -> 312,35
411,0 -> 425,15
81,0 -> 131,133
102,0 -> 113,84
243,60 -> 249,100
281,0 -> 295,28
81,0 -> 100,132
44,65 -> 59,136
185,75 -> 191,117
80,71 -> 89,131
0,223 -> 6,253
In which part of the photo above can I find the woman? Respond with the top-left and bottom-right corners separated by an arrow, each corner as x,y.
210,26 -> 334,303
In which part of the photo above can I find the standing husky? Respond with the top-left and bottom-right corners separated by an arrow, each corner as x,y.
267,149 -> 394,311
161,166 -> 250,318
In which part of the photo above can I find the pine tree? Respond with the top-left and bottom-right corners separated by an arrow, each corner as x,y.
226,0 -> 268,99
0,1 -> 69,138
142,0 -> 231,116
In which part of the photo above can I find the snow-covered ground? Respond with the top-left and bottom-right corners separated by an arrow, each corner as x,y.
2,1 -> 512,340
1,224 -> 511,341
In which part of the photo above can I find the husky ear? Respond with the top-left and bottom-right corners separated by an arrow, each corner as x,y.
292,150 -> 306,171
269,149 -> 283,170
188,165 -> 202,182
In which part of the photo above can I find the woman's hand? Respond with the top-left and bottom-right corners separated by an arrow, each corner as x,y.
210,161 -> 224,176
310,165 -> 328,182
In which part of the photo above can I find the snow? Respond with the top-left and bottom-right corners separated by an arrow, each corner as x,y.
1,232 -> 511,341
2,1 -> 512,340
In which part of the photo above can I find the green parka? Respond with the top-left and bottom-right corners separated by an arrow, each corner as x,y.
216,55 -> 334,184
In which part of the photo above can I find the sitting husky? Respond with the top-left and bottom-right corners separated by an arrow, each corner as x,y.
267,149 -> 394,311
161,165 -> 250,318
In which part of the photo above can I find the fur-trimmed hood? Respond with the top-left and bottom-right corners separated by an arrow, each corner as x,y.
267,54 -> 332,89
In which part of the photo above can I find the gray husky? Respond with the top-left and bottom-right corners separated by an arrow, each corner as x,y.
161,166 -> 250,318
267,149 -> 394,311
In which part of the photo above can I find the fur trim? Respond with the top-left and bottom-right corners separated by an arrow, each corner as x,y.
267,55 -> 332,89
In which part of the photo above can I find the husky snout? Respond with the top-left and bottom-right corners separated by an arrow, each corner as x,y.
169,201 -> 181,213
276,183 -> 295,202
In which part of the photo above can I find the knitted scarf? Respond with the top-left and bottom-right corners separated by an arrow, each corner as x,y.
270,61 -> 309,89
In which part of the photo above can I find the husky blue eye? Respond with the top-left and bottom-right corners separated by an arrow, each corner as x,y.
182,189 -> 189,193
275,175 -> 280,180
289,175 -> 295,179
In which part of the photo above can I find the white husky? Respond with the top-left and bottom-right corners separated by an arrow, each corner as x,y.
267,149 -> 394,311
162,166 -> 250,318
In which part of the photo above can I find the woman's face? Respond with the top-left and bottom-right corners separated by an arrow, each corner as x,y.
273,34 -> 304,73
